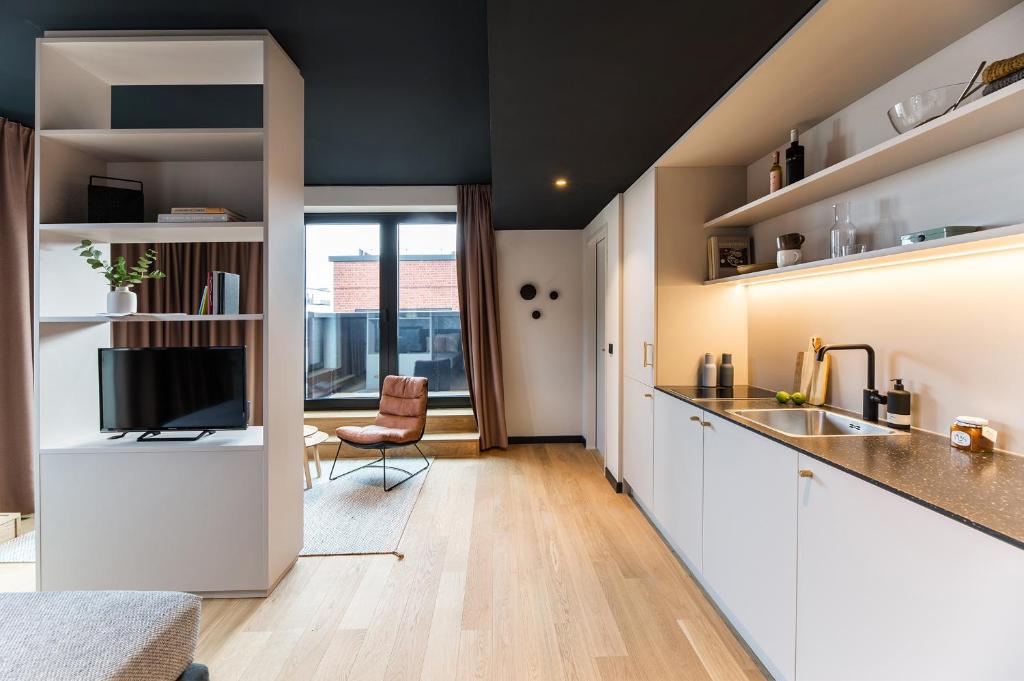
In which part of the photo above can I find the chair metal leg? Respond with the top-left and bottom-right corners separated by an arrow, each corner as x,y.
328,441 -> 431,491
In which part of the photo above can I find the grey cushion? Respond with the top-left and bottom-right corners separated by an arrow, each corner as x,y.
0,591 -> 201,681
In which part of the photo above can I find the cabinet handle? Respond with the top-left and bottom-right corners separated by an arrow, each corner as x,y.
643,393 -> 653,399
642,342 -> 653,368
799,469 -> 814,478
689,415 -> 701,422
701,421 -> 711,427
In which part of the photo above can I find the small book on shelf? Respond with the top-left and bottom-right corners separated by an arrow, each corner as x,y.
158,207 -> 247,223
205,271 -> 241,315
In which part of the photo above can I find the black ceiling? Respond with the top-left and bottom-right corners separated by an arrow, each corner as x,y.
0,0 -> 815,228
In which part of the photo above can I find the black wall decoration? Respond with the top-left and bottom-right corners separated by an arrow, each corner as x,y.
522,283 -> 561,320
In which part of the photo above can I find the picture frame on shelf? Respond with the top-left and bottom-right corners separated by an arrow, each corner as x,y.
707,234 -> 753,280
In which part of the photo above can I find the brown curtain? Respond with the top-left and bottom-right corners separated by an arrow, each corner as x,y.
456,185 -> 508,450
111,243 -> 264,424
0,118 -> 35,513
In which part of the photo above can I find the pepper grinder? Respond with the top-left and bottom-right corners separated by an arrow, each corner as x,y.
719,353 -> 735,388
701,353 -> 717,388
886,379 -> 912,431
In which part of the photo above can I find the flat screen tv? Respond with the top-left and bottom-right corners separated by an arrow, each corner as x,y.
99,346 -> 247,441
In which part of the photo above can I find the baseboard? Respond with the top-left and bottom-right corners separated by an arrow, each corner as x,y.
507,435 -> 586,445
604,467 -> 623,493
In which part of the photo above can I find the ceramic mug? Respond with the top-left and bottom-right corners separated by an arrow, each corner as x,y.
777,249 -> 802,267
776,232 -> 806,250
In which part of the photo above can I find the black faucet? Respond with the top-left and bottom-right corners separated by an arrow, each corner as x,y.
815,344 -> 887,422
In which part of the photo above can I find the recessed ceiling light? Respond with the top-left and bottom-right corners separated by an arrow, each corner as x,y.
554,177 -> 569,188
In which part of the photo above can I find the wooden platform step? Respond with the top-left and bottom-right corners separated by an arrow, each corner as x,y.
315,431 -> 481,458
304,407 -> 477,435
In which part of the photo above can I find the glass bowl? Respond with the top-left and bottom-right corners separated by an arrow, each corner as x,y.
886,83 -> 978,134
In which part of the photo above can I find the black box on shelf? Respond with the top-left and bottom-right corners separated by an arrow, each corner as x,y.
88,175 -> 144,223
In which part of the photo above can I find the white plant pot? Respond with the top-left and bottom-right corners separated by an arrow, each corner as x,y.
107,287 -> 137,314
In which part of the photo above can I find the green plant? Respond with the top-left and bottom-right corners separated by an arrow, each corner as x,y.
73,240 -> 166,289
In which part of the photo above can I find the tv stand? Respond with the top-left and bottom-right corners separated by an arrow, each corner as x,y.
136,430 -> 215,442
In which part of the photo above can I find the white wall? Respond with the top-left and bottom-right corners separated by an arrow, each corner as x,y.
497,229 -> 584,437
743,4 -> 1024,452
304,185 -> 456,212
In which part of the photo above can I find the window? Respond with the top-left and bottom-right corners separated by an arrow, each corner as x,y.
304,213 -> 469,408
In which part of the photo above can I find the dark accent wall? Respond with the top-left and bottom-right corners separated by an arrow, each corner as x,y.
0,0 -> 815,229
111,85 -> 263,129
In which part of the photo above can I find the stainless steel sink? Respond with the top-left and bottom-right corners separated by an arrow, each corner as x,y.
727,408 -> 900,437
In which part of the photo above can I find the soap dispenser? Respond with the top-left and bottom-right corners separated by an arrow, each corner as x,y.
886,379 -> 912,431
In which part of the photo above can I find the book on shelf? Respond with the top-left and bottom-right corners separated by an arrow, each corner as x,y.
171,207 -> 247,220
201,271 -> 241,315
197,285 -> 209,315
157,213 -> 246,223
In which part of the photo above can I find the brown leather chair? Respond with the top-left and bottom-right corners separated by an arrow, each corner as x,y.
330,375 -> 430,491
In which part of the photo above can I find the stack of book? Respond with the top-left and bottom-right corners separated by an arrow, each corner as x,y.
157,207 -> 247,223
197,271 -> 241,315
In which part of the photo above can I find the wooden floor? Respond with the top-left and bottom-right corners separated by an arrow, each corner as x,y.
1,444 -> 764,680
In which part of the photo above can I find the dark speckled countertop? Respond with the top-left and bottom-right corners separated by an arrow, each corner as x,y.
657,386 -> 1024,551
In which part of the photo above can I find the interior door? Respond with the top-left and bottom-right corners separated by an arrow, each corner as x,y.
595,237 -> 607,460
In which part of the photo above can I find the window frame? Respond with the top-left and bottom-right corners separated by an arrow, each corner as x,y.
304,212 -> 470,410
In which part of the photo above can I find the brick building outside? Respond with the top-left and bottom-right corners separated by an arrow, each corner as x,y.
330,253 -> 458,312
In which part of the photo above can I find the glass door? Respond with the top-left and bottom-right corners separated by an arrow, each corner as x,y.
305,219 -> 382,403
398,220 -> 468,397
305,213 -> 469,409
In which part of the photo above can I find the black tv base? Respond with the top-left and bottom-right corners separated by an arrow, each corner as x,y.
107,430 -> 216,442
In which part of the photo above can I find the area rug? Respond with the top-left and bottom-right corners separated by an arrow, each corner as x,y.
301,456 -> 432,557
0,531 -> 35,563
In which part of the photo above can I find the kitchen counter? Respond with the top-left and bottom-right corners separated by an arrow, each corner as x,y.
656,386 -> 1024,550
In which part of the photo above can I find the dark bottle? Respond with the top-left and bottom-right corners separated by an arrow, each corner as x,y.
719,353 -> 734,388
886,378 -> 912,431
785,128 -> 805,185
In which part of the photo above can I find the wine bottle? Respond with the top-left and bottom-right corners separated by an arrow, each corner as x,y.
769,151 -> 782,193
785,128 -> 804,184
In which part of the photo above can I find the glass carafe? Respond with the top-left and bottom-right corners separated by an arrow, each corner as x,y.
829,201 -> 856,258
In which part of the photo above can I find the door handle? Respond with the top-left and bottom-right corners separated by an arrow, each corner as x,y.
799,469 -> 814,478
689,415 -> 701,422
642,342 -> 653,368
643,393 -> 653,399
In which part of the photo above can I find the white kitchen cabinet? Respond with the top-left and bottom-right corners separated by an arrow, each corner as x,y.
621,168 -> 656,386
796,453 -> 1024,681
622,376 -> 654,510
653,391 -> 704,569
702,413 -> 797,681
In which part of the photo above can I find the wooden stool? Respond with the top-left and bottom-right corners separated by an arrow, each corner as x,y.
303,425 -> 328,489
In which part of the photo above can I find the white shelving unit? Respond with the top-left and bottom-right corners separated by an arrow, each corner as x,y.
703,80 -> 1024,229
39,128 -> 263,162
704,223 -> 1024,285
40,313 -> 265,323
33,31 -> 304,597
40,221 -> 265,243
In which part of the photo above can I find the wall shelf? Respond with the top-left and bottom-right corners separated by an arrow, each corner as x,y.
704,223 -> 1024,285
704,80 -> 1024,229
40,128 -> 263,162
40,313 -> 264,323
40,222 -> 265,243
